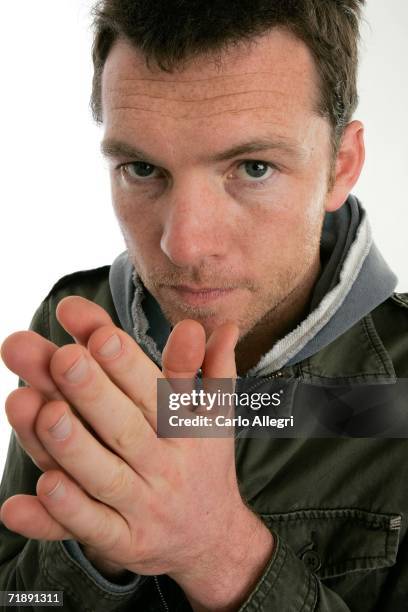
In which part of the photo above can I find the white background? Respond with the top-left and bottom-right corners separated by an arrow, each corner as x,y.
1,1 -> 407,476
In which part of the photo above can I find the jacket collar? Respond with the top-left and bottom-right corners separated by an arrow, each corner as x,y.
290,309 -> 396,383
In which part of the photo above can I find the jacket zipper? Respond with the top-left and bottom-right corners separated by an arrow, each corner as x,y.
154,575 -> 170,611
236,369 -> 284,394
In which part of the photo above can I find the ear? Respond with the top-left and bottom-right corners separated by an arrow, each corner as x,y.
325,120 -> 365,212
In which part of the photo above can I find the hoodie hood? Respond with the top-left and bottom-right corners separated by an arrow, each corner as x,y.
109,195 -> 397,376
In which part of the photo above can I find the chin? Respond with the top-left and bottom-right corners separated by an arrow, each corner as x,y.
165,306 -> 237,337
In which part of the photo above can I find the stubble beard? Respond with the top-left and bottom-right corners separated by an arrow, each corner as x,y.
130,244 -> 318,344
126,204 -> 325,344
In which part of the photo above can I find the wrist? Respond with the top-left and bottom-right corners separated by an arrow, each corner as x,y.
173,506 -> 274,611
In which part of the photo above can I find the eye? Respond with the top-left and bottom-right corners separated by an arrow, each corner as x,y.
236,160 -> 274,181
120,161 -> 160,181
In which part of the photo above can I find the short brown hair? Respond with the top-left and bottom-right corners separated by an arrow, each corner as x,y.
91,0 -> 365,152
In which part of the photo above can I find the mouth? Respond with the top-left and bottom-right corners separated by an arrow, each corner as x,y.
167,284 -> 236,306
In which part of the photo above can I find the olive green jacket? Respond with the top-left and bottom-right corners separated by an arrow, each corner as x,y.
1,266 -> 408,611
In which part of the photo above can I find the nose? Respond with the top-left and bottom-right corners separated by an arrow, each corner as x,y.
160,177 -> 230,267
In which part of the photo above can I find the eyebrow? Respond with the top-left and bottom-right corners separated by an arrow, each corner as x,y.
100,136 -> 305,165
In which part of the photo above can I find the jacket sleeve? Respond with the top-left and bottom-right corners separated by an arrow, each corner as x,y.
240,522 -> 408,611
238,531 -> 350,611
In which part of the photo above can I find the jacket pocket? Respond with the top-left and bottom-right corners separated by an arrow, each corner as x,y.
260,508 -> 401,579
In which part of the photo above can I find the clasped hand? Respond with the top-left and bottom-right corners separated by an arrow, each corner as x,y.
1,297 -> 272,609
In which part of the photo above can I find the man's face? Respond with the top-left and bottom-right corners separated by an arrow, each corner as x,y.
101,30 -> 335,341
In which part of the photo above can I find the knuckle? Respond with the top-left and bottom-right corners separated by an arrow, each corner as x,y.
94,459 -> 129,503
113,414 -> 143,453
156,462 -> 182,491
91,512 -> 120,548
76,382 -> 102,405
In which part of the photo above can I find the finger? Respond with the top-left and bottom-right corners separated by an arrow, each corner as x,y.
56,296 -> 114,346
202,323 -> 239,379
36,470 -> 130,559
48,346 -> 160,465
35,399 -> 154,511
161,320 -> 206,408
0,494 -> 72,541
162,320 -> 206,379
87,324 -> 163,429
5,387 -> 60,471
202,323 -> 239,430
1,331 -> 63,400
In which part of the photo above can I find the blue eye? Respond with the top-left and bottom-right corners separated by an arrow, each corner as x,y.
239,160 -> 273,180
122,161 -> 159,180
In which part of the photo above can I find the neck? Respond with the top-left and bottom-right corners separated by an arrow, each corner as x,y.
234,259 -> 321,376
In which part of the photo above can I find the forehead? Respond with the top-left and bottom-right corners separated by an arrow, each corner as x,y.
101,29 -> 324,153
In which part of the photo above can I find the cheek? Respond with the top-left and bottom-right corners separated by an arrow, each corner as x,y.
111,184 -> 158,245
238,189 -> 324,272
240,197 -> 309,242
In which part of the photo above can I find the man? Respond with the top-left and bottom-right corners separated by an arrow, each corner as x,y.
1,0 -> 407,610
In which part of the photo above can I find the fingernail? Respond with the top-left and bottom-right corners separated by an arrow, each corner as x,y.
48,413 -> 72,440
97,334 -> 122,358
64,356 -> 88,383
46,480 -> 65,500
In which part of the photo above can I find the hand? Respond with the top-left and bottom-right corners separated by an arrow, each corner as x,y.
1,297 -> 117,472
1,297 -> 274,610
